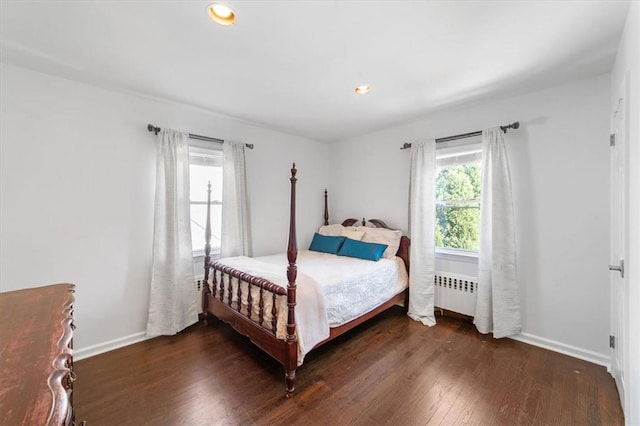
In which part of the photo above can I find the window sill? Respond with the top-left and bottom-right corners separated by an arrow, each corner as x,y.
435,248 -> 478,264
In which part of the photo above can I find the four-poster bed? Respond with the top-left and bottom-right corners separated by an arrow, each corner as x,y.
201,164 -> 410,397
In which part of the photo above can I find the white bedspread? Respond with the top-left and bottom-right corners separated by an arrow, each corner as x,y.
258,250 -> 409,326
216,250 -> 408,365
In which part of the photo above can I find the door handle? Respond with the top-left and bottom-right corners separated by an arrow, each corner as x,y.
609,260 -> 624,278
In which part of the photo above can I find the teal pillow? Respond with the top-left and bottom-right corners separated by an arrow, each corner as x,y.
309,233 -> 346,254
337,238 -> 388,261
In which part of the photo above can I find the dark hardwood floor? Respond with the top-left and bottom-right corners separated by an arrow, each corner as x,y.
74,307 -> 623,425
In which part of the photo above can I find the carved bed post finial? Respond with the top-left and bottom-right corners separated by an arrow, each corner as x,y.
285,162 -> 298,397
324,189 -> 329,226
202,181 -> 213,324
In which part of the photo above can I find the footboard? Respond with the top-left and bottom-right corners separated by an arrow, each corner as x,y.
204,262 -> 287,339
202,263 -> 298,393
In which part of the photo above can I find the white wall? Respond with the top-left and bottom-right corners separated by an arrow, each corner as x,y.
329,74 -> 612,363
0,64 -> 329,357
611,3 -> 639,424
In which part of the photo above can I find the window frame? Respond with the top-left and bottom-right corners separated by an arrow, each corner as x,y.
189,142 -> 223,260
435,136 -> 482,262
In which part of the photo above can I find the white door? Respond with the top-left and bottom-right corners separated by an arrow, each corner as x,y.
610,75 -> 628,411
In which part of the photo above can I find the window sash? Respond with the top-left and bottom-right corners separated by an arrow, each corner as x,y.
435,139 -> 482,254
189,145 -> 223,255
190,200 -> 222,205
436,151 -> 482,168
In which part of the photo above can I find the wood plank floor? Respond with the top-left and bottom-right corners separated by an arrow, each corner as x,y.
74,307 -> 623,425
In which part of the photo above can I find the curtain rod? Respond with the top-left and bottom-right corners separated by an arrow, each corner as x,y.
147,124 -> 254,149
400,121 -> 520,150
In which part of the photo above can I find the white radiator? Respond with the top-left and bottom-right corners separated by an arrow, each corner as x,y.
434,272 -> 478,317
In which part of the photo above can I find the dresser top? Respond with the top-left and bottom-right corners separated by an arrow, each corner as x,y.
0,283 -> 75,425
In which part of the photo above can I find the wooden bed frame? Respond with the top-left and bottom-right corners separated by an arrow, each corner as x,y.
201,163 -> 410,397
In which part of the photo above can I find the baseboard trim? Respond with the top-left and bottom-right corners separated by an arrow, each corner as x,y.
74,331 -> 149,361
509,332 -> 611,369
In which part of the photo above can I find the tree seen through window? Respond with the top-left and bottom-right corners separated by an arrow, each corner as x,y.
435,162 -> 481,251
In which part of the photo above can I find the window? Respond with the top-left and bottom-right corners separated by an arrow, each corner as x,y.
189,144 -> 223,257
435,139 -> 482,255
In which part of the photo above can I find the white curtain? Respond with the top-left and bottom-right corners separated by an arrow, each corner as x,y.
474,127 -> 521,338
146,129 -> 198,337
221,141 -> 250,257
408,140 -> 437,326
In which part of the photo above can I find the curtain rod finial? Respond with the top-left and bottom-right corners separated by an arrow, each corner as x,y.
500,121 -> 520,133
147,124 -> 160,135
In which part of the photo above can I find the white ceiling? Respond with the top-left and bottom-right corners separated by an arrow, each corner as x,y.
0,1 -> 630,142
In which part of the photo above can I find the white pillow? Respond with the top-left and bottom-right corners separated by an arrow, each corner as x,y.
318,224 -> 344,236
342,228 -> 365,241
361,227 -> 402,259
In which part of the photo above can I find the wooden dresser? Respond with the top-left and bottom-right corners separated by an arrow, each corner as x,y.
0,284 -> 77,425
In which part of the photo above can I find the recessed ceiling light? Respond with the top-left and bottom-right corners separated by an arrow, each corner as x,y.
208,3 -> 236,26
354,85 -> 372,95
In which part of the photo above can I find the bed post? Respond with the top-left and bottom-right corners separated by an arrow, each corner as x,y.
202,181 -> 212,325
324,189 -> 329,225
285,163 -> 298,398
